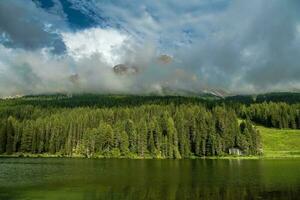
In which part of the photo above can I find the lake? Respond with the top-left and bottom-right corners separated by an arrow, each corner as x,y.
0,158 -> 299,200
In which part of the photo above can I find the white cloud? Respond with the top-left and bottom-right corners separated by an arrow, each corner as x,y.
1,0 -> 300,96
0,43 -> 137,97
297,24 -> 300,38
61,28 -> 131,66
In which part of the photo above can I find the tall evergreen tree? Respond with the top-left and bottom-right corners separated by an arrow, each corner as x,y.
125,120 -> 137,153
120,130 -> 129,155
137,119 -> 148,157
0,120 -> 7,154
6,117 -> 15,154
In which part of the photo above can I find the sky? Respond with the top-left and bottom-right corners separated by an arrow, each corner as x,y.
0,0 -> 300,97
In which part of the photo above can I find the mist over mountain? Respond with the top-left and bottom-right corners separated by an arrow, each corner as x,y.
0,0 -> 300,97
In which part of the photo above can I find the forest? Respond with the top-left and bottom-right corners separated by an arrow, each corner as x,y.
0,93 -> 299,158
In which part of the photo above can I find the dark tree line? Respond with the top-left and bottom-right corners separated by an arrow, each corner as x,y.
238,102 -> 300,129
0,104 -> 260,158
225,92 -> 300,105
1,94 -> 214,109
3,93 -> 299,158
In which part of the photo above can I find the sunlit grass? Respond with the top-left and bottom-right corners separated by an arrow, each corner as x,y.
257,126 -> 300,158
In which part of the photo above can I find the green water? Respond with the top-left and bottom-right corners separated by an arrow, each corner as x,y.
0,158 -> 299,200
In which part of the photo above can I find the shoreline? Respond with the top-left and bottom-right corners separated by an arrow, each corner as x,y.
1,153 -> 299,159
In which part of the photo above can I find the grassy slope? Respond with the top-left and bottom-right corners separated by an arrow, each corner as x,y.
257,126 -> 300,158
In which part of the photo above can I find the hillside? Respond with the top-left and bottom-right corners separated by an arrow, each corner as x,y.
258,126 -> 300,158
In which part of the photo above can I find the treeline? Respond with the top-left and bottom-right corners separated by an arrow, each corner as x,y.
1,94 -> 213,109
238,102 -> 300,129
0,104 -> 260,158
225,92 -> 300,105
1,93 -> 299,158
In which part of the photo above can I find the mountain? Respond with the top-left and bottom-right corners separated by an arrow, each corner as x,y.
113,64 -> 139,75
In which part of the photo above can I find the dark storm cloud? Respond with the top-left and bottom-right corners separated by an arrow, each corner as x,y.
0,0 -> 66,53
242,1 -> 300,91
177,0 -> 300,93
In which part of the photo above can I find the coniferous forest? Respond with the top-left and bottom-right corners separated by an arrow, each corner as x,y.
0,93 -> 299,158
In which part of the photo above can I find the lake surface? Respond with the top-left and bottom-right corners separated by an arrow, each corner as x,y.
0,158 -> 299,200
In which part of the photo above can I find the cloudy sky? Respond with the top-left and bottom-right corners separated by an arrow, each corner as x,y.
0,0 -> 300,96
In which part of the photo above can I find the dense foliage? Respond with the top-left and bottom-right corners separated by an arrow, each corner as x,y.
238,103 -> 300,129
225,93 -> 300,129
1,93 -> 299,158
0,95 -> 262,158
225,92 -> 300,105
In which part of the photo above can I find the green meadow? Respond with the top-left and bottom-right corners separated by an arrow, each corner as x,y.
258,126 -> 300,158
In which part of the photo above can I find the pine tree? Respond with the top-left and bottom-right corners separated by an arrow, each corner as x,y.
166,117 -> 180,158
152,117 -> 162,155
137,119 -> 147,157
48,127 -> 56,154
0,120 -> 7,154
125,120 -> 137,153
120,130 -> 129,155
31,126 -> 38,154
65,123 -> 74,155
99,123 -> 114,153
6,117 -> 15,154
36,123 -> 45,154
13,122 -> 22,152
82,128 -> 97,157
174,111 -> 190,158
21,122 -> 33,153
148,129 -> 156,155
205,115 -> 216,156
195,114 -> 206,156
